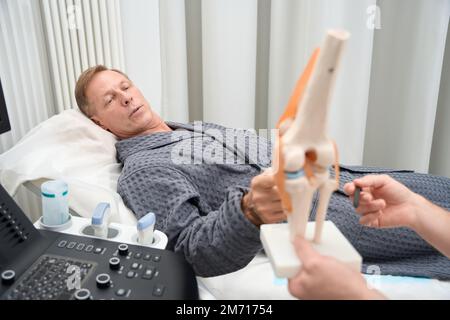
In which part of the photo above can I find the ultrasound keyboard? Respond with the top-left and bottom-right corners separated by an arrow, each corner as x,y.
0,184 -> 199,300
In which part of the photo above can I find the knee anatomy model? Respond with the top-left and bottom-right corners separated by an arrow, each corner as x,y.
261,29 -> 362,278
274,29 -> 348,243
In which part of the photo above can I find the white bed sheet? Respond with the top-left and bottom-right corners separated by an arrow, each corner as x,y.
197,253 -> 450,300
0,109 -> 137,225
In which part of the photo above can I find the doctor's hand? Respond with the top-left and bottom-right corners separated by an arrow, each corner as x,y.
241,169 -> 286,227
288,237 -> 385,300
344,174 -> 419,229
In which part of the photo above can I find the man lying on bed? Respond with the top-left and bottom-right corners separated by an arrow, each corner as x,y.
74,65 -> 450,278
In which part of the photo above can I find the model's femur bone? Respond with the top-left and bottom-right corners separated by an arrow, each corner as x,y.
275,29 -> 350,242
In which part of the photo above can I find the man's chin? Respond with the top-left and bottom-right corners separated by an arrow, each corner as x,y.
146,113 -> 164,129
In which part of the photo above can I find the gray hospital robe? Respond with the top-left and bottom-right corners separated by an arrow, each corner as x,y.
116,121 -> 450,279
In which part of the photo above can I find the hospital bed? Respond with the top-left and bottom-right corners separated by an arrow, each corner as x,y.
0,109 -> 449,300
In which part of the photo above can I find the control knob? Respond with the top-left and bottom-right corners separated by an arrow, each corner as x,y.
96,273 -> 111,289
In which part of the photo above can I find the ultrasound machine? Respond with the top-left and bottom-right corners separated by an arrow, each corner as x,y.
0,79 -> 199,300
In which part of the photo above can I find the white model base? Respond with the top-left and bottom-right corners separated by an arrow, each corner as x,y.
260,221 -> 362,278
34,215 -> 168,250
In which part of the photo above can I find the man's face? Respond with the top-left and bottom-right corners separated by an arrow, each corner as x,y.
86,70 -> 161,139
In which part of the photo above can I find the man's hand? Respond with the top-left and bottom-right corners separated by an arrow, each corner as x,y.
288,237 -> 385,300
241,169 -> 286,227
344,174 -> 419,229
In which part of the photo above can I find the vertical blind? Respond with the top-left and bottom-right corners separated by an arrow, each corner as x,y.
0,0 -> 126,221
40,0 -> 125,112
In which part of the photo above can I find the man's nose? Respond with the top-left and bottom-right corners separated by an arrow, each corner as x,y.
120,92 -> 132,106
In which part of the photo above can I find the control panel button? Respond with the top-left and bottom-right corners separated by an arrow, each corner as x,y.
74,288 -> 92,300
143,254 -> 151,261
76,243 -> 85,251
96,273 -> 111,289
153,255 -> 161,262
134,253 -> 142,259
57,240 -> 67,248
131,262 -> 139,270
126,271 -> 135,278
109,257 -> 121,270
118,244 -> 128,256
142,267 -> 155,280
94,247 -> 103,254
115,288 -> 126,297
1,270 -> 15,285
67,242 -> 76,249
153,284 -> 165,297
85,245 -> 94,252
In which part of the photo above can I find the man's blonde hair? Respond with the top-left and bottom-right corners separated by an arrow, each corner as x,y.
75,65 -> 129,117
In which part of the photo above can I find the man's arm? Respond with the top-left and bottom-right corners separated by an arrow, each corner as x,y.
118,165 -> 262,277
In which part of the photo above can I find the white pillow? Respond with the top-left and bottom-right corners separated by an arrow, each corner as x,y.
0,109 -> 137,225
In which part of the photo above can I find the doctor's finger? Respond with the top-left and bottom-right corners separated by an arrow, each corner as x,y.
349,191 -> 374,207
355,199 -> 386,214
354,175 -> 389,190
343,182 -> 355,195
288,275 -> 307,299
360,192 -> 374,203
359,212 -> 381,226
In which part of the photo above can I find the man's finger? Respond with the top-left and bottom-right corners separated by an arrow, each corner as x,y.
293,236 -> 319,262
267,186 -> 282,200
252,174 -> 275,189
252,189 -> 281,204
264,214 -> 287,224
258,204 -> 284,217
